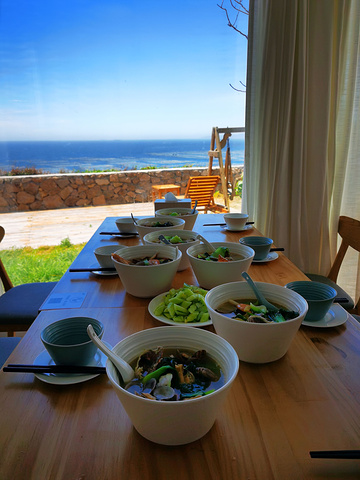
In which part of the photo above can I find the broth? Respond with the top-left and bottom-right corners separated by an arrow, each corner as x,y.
124,347 -> 224,401
217,299 -> 298,323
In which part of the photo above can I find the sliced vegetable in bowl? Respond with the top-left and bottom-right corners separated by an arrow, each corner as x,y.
148,284 -> 211,327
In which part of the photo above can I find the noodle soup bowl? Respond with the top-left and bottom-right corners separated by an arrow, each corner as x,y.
155,207 -> 199,230
143,229 -> 200,271
106,326 -> 239,445
135,216 -> 185,242
112,244 -> 181,298
205,281 -> 308,363
186,242 -> 255,289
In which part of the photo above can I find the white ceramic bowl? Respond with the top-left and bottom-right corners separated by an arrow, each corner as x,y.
223,213 -> 249,231
112,244 -> 181,298
135,216 -> 185,242
94,245 -> 119,268
205,281 -> 308,363
115,217 -> 139,234
106,326 -> 239,445
186,241 -> 255,289
143,229 -> 200,271
155,208 -> 199,230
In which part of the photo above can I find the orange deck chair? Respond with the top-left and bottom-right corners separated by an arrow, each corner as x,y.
184,175 -> 228,213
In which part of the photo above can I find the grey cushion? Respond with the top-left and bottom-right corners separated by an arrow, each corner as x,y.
0,282 -> 57,326
304,273 -> 355,311
0,336 -> 21,368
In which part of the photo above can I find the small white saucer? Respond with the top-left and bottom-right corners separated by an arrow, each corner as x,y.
90,264 -> 117,277
33,343 -> 111,385
301,304 -> 348,328
252,252 -> 279,263
223,224 -> 253,232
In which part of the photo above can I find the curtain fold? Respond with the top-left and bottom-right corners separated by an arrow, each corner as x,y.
244,0 -> 360,291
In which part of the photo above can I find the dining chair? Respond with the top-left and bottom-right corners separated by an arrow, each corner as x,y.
0,336 -> 21,368
0,226 -> 57,336
305,216 -> 360,313
184,175 -> 228,213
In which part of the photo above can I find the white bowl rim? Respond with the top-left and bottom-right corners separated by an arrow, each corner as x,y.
205,281 -> 308,327
143,229 -> 200,243
187,241 -> 255,261
106,326 -> 239,405
137,216 -> 186,226
113,244 -> 181,264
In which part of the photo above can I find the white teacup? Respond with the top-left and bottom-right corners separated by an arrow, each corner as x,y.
94,245 -> 118,268
115,217 -> 138,234
223,213 -> 249,231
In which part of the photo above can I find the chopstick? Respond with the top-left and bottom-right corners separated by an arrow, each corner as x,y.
310,450 -> 360,459
100,231 -> 138,236
69,267 -> 116,272
203,221 -> 255,226
270,248 -> 284,252
3,364 -> 107,374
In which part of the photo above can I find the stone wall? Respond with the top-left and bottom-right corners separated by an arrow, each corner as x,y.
0,167 -> 243,213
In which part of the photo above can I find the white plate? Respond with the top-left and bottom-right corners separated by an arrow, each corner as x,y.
33,342 -> 111,385
148,291 -> 212,327
301,304 -> 348,328
223,224 -> 253,232
252,252 -> 279,263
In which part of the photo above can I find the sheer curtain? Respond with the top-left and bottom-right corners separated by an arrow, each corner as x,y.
243,0 -> 360,301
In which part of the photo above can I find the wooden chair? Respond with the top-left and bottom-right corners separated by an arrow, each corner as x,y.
0,336 -> 21,368
0,226 -> 57,336
184,176 -> 228,213
305,216 -> 360,314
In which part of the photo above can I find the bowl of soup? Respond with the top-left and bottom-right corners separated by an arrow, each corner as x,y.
106,325 -> 239,445
112,244 -> 181,298
143,229 -> 200,271
135,216 -> 185,242
155,207 -> 199,230
186,241 -> 255,289
205,281 -> 308,363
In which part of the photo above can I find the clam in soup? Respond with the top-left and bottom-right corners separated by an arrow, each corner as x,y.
124,347 -> 224,401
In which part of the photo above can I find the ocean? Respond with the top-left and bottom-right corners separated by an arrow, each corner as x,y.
0,138 -> 244,174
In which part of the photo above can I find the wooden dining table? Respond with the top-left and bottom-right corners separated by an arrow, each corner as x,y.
1,214 -> 359,480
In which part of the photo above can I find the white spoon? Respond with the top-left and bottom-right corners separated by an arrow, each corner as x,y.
87,325 -> 135,383
196,234 -> 216,253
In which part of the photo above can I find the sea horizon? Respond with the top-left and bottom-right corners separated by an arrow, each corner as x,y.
0,138 -> 245,174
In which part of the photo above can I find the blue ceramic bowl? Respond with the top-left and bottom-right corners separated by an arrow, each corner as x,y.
239,236 -> 273,260
41,317 -> 104,365
285,281 -> 336,322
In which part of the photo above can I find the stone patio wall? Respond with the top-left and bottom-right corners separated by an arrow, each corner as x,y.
0,167 -> 243,213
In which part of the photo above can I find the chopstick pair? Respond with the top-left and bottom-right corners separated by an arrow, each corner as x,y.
310,450 -> 360,459
203,221 -> 255,226
100,231 -> 138,236
69,267 -> 116,272
3,364 -> 107,374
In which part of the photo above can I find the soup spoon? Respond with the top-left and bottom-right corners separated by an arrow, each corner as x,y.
196,234 -> 215,253
87,325 -> 135,383
241,272 -> 278,313
191,200 -> 198,214
158,234 -> 171,245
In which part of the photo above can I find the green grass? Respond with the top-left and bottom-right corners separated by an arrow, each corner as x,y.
0,238 -> 85,286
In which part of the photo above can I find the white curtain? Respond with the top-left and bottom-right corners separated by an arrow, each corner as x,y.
243,0 -> 360,301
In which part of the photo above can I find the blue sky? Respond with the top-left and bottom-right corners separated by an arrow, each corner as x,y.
0,0 -> 248,141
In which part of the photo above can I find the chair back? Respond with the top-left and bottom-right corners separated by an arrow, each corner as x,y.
329,216 -> 360,315
0,226 -> 14,291
328,216 -> 360,282
184,176 -> 221,213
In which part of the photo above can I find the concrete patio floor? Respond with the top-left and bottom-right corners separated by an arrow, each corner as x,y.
0,196 -> 242,249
